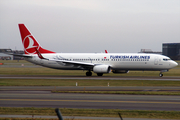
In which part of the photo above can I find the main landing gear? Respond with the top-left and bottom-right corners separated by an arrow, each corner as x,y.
97,73 -> 103,76
86,71 -> 92,76
86,71 -> 104,76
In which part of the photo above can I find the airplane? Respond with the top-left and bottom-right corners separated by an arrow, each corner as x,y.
13,24 -> 178,77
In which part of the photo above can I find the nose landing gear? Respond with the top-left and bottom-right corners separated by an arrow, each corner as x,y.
159,73 -> 163,77
159,70 -> 168,77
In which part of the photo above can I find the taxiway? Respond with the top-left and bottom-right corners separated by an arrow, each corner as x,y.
0,90 -> 179,111
0,75 -> 180,81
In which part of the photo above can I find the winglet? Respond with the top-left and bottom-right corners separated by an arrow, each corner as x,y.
35,48 -> 48,60
105,50 -> 108,53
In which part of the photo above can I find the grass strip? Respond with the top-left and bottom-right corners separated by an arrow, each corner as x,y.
0,60 -> 30,63
1,79 -> 180,86
52,91 -> 180,96
0,107 -> 180,119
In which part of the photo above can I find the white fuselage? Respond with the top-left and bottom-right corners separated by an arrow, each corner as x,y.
26,53 -> 178,71
17,24 -> 178,76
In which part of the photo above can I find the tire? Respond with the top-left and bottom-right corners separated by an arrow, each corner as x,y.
159,73 -> 163,77
86,72 -> 92,76
97,73 -> 103,76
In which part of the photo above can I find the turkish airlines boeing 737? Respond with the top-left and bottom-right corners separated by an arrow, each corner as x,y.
14,24 -> 178,77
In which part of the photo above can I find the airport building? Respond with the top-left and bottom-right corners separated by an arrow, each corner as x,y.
12,50 -> 24,60
0,49 -> 13,60
138,49 -> 162,54
162,43 -> 180,60
0,49 -> 24,60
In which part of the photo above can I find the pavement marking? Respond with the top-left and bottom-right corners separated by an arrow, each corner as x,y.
0,99 -> 180,104
0,93 -> 102,97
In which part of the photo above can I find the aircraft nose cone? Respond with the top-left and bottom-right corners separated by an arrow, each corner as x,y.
171,61 -> 178,68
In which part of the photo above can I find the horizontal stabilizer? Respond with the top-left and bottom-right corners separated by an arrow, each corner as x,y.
5,53 -> 32,58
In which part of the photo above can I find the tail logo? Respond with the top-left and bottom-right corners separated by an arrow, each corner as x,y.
23,35 -> 40,54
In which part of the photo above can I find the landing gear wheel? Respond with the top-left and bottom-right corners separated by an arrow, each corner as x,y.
86,72 -> 92,76
159,73 -> 163,77
97,73 -> 103,76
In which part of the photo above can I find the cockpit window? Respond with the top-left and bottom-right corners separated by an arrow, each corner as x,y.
163,58 -> 170,61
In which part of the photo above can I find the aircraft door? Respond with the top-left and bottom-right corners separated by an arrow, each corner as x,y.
154,57 -> 158,65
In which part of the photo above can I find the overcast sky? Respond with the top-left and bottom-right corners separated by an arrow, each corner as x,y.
0,0 -> 180,53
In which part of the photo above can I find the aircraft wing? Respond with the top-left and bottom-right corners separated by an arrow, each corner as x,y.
51,59 -> 95,67
35,48 -> 95,69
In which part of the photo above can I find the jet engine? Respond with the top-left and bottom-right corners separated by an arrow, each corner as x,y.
93,65 -> 111,73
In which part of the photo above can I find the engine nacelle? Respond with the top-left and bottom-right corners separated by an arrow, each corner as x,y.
93,65 -> 111,73
112,70 -> 129,74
